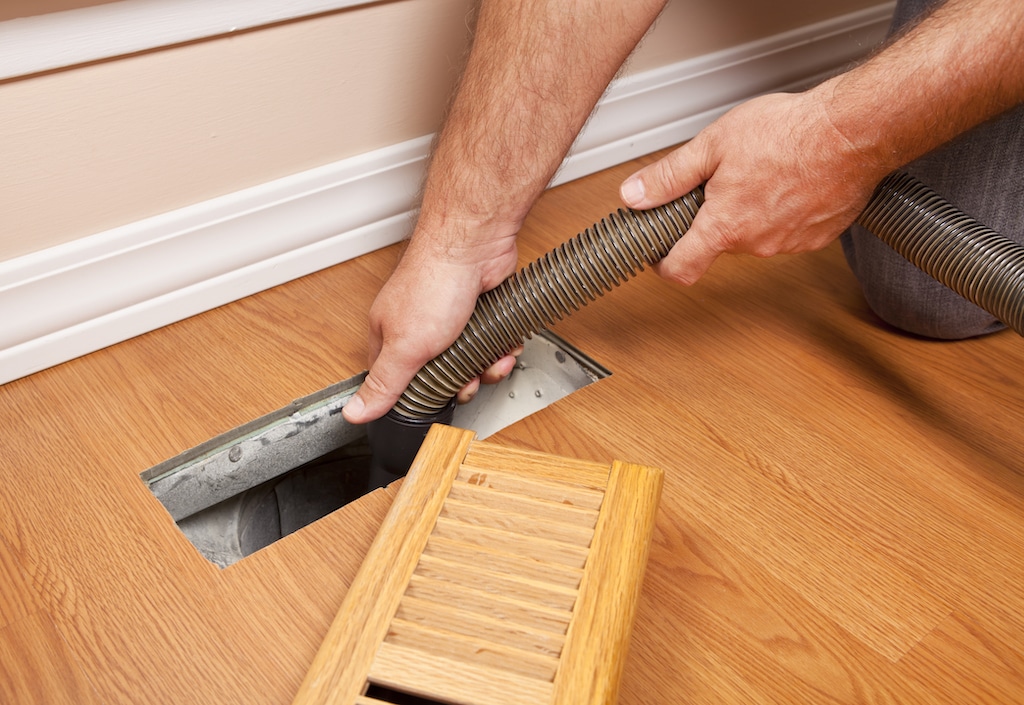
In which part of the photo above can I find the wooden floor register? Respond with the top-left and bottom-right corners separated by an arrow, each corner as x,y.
292,424 -> 663,705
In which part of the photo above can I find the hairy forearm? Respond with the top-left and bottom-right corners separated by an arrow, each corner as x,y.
342,0 -> 665,423
820,0 -> 1024,175
413,0 -> 666,278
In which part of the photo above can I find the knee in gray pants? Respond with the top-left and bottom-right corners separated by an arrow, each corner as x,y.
841,226 -> 1005,340
839,0 -> 1024,340
840,107 -> 1024,340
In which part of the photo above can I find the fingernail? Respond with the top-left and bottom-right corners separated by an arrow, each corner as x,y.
621,176 -> 645,206
343,394 -> 365,422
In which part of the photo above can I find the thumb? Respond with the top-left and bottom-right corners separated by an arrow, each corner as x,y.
341,350 -> 415,424
620,138 -> 712,210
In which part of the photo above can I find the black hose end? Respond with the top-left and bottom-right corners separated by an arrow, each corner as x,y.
364,399 -> 457,491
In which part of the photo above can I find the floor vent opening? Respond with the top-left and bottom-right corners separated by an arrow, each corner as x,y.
141,331 -> 610,567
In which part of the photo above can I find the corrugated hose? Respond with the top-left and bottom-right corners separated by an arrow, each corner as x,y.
363,170 -> 1024,483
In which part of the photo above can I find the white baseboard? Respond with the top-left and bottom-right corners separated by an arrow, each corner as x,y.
0,3 -> 894,386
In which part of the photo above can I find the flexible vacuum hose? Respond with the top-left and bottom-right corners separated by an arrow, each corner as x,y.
395,187 -> 706,419
365,170 -> 1024,481
859,171 -> 1024,333
363,184 -> 704,488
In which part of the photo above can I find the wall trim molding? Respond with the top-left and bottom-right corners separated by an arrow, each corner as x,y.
0,0 -> 375,81
0,3 -> 894,386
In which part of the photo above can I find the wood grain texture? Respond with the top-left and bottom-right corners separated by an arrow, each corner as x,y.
0,533 -> 40,631
291,424 -> 473,705
394,595 -> 567,657
551,461 -> 663,705
0,611 -> 100,705
293,428 -> 660,705
0,147 -> 1022,703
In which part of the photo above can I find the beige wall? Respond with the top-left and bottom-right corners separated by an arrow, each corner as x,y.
630,0 -> 882,73
0,0 -> 881,263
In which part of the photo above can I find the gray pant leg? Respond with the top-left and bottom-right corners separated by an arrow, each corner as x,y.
839,0 -> 1024,339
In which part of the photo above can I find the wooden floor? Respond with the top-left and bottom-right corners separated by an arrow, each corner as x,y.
2,150 -> 1024,704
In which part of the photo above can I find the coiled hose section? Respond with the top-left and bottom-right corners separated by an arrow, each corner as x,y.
859,171 -> 1024,333
390,170 -> 1024,421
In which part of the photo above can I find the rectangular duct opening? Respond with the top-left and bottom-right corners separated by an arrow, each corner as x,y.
141,331 -> 609,568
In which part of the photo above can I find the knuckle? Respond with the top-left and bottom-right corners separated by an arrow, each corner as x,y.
655,255 -> 697,287
698,217 -> 738,253
749,241 -> 778,259
359,371 -> 399,401
649,159 -> 677,191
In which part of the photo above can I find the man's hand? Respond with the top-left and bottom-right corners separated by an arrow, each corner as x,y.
619,90 -> 886,285
620,0 -> 1024,287
341,232 -> 520,425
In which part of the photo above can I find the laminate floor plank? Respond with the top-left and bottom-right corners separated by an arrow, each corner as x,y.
897,609 -> 1024,703
0,534 -> 40,631
0,251 -> 387,703
0,611 -> 100,705
622,513 -> 935,704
